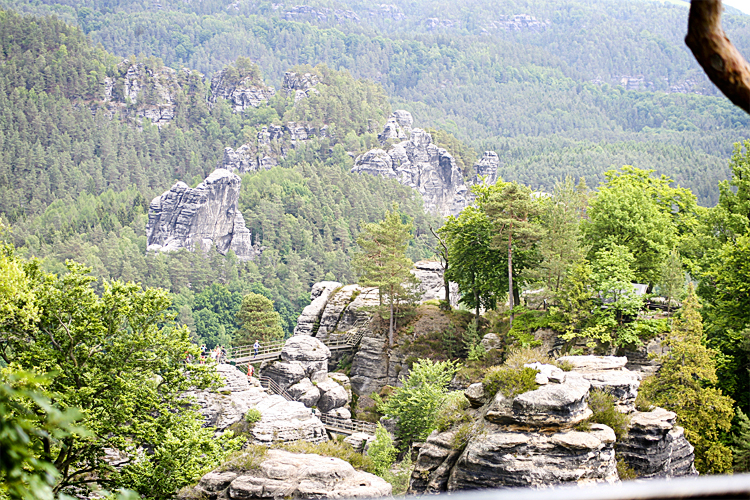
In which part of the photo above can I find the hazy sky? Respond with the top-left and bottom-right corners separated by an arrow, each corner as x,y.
725,0 -> 750,14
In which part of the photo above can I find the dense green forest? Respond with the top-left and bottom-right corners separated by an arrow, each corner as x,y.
4,0 -> 750,204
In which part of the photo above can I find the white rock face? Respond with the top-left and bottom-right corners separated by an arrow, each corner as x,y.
146,169 -> 259,261
558,355 -> 640,412
412,260 -> 459,306
473,151 -> 500,185
209,69 -> 276,113
188,365 -> 326,445
179,449 -> 392,499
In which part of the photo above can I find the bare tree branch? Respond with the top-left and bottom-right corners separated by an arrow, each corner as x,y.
686,0 -> 750,115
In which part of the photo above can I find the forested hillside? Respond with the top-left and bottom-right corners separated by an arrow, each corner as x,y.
4,0 -> 750,204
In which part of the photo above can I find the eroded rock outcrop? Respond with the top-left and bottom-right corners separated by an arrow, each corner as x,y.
617,408 -> 697,478
410,357 -> 697,492
209,69 -> 276,113
146,169 -> 259,261
187,364 -> 327,445
352,117 -> 471,217
473,151 -> 500,185
179,449 -> 391,500
557,355 -> 640,412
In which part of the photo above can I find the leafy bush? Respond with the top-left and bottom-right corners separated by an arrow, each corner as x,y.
282,440 -> 374,473
368,424 -> 397,476
588,390 -> 630,440
503,346 -> 553,369
375,359 -> 459,448
482,366 -> 539,399
245,408 -> 262,424
218,446 -> 268,472
381,454 -> 413,495
434,391 -> 472,432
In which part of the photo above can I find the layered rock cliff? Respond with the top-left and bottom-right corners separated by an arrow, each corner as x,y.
209,68 -> 276,113
146,169 -> 259,260
409,357 -> 697,492
352,111 -> 501,217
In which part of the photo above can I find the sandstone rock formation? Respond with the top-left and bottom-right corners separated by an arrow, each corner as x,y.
146,169 -> 259,261
379,109 -> 413,143
101,61 -> 197,126
178,449 -> 391,499
352,117 -> 472,217
473,151 -> 500,185
293,281 -> 342,336
209,68 -> 276,113
409,357 -> 697,492
412,260 -> 459,306
557,355 -> 640,412
283,71 -> 320,101
261,335 -> 352,421
188,364 -> 327,445
617,408 -> 697,478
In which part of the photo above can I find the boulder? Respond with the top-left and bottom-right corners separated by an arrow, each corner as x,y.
480,333 -> 502,351
344,432 -> 374,452
180,449 -> 391,499
350,336 -> 389,396
557,355 -> 640,412
524,362 -> 566,384
317,378 -> 350,413
281,335 -> 330,380
326,407 -> 352,420
293,281 -> 342,336
251,396 -> 328,445
146,169 -> 259,261
485,373 -> 592,427
327,372 -> 353,404
464,383 -> 486,408
263,361 -> 306,390
443,422 -> 617,490
410,429 -> 463,493
617,408 -> 698,478
287,378 -> 321,408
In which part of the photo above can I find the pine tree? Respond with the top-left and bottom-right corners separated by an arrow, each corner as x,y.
234,292 -> 284,346
639,285 -> 735,474
732,410 -> 750,472
352,204 -> 417,348
484,182 -> 542,327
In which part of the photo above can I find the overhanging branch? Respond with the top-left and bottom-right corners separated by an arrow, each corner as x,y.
686,0 -> 750,114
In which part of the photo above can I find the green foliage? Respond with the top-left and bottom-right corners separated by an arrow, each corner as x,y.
656,248 -> 685,312
617,458 -> 638,481
639,286 -> 735,474
426,128 -> 478,180
506,307 -> 552,348
732,410 -> 750,472
0,368 -> 84,500
245,408 -> 262,424
353,204 -> 419,347
380,454 -> 413,496
482,366 -> 539,399
0,251 -> 235,495
368,423 -> 397,476
375,358 -> 459,449
434,391 -> 471,433
485,181 -> 543,317
235,292 -> 285,345
588,390 -> 630,441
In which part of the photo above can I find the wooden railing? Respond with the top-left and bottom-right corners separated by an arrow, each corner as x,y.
319,413 -> 378,435
227,340 -> 288,362
258,376 -> 294,402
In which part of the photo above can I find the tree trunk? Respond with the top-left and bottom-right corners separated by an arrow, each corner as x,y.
443,261 -> 450,306
389,297 -> 394,348
508,230 -> 514,328
474,272 -> 480,329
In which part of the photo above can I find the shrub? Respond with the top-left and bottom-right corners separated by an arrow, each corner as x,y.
503,346 -> 553,369
368,423 -> 397,476
588,390 -> 630,440
218,446 -> 267,472
482,366 -> 539,398
245,408 -> 262,424
281,440 -> 375,473
434,391 -> 471,432
617,457 -> 638,480
375,359 -> 459,449
381,454 -> 413,495
450,422 -> 473,451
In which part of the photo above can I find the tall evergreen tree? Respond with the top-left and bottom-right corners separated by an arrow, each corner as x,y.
484,182 -> 542,327
639,285 -> 735,474
234,292 -> 284,346
353,204 -> 417,348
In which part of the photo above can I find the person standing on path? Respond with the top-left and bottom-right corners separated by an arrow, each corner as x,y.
253,340 -> 260,358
